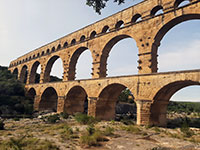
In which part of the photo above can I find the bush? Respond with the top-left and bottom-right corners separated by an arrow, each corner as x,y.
0,120 -> 4,130
60,112 -> 69,119
80,126 -> 108,147
180,121 -> 194,138
103,126 -> 114,136
121,125 -> 141,134
46,114 -> 60,124
75,113 -> 97,125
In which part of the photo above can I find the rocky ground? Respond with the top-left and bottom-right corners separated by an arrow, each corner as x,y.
0,115 -> 200,150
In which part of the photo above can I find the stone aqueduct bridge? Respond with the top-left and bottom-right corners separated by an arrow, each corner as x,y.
8,0 -> 200,126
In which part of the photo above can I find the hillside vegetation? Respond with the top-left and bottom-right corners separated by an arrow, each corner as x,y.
0,66 -> 33,117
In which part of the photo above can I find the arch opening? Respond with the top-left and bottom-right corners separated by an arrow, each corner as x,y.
51,47 -> 55,52
150,81 -> 200,127
64,42 -> 68,48
71,39 -> 76,45
100,35 -> 139,77
57,44 -> 61,50
44,56 -> 63,83
39,87 -> 58,112
27,88 -> 36,101
174,0 -> 190,8
29,61 -> 41,84
115,20 -> 124,29
96,84 -> 136,121
13,68 -> 18,79
153,14 -> 200,73
68,47 -> 93,80
20,65 -> 28,84
64,86 -> 88,115
102,25 -> 110,33
131,14 -> 142,23
90,31 -> 97,39
151,5 -> 163,16
80,35 -> 86,42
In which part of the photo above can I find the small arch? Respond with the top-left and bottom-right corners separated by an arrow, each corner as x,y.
57,44 -> 61,50
90,31 -> 97,39
131,14 -> 142,23
71,39 -> 76,45
46,49 -> 50,54
41,51 -> 45,56
63,41 -> 68,48
29,56 -> 32,60
115,20 -> 124,29
174,0 -> 190,8
37,53 -> 40,57
80,35 -> 86,42
64,86 -> 88,114
151,5 -> 164,16
33,55 -> 35,59
102,25 -> 110,33
39,87 -> 58,112
51,47 -> 55,52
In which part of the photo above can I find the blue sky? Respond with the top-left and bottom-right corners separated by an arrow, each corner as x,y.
0,0 -> 200,101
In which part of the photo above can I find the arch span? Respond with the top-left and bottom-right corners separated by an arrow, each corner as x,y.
29,61 -> 41,84
150,80 -> 200,126
44,55 -> 63,82
152,14 -> 200,55
64,86 -> 88,114
27,88 -> 36,100
152,14 -> 200,72
99,34 -> 138,77
68,47 -> 93,80
39,87 -> 58,111
20,65 -> 28,83
13,68 -> 18,79
96,83 -> 127,120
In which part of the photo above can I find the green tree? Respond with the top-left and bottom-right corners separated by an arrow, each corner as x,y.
86,0 -> 125,14
0,66 -> 33,117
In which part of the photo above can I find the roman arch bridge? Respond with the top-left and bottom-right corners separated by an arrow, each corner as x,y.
8,0 -> 200,126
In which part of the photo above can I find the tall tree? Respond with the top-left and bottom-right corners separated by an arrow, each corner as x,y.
86,0 -> 125,14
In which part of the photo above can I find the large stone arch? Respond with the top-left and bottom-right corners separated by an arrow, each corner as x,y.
152,13 -> 200,72
39,87 -> 58,111
13,68 -> 18,79
99,34 -> 138,77
64,86 -> 88,114
150,80 -> 200,126
68,47 -> 93,80
43,55 -> 64,83
29,61 -> 41,84
95,83 -> 128,120
27,87 -> 36,98
19,65 -> 28,83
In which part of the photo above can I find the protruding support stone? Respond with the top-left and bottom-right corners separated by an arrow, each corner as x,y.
34,95 -> 41,111
57,96 -> 65,113
88,97 -> 98,117
136,99 -> 152,126
150,100 -> 169,127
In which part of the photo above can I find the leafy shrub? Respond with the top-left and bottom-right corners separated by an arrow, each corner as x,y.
121,125 -> 141,134
60,125 -> 74,140
103,126 -> 114,136
180,121 -> 194,138
46,114 -> 60,124
80,126 -> 108,147
75,113 -> 97,125
60,112 -> 69,119
0,120 -> 4,130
